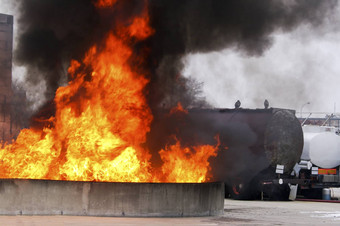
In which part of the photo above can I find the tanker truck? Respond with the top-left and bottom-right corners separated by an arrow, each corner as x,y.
185,108 -> 304,200
294,125 -> 340,199
202,109 -> 340,200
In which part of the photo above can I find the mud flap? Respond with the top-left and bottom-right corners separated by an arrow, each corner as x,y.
289,184 -> 298,200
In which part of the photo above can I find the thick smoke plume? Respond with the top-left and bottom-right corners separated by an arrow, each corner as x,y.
15,0 -> 336,111
14,0 -> 337,181
145,0 -> 337,109
15,0 -> 337,111
15,0 -> 147,104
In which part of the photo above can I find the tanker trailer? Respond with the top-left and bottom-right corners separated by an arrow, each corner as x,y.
186,108 -> 304,200
295,125 -> 340,199
148,107 -> 303,200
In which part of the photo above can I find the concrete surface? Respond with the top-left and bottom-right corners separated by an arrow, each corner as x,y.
0,199 -> 339,225
0,179 -> 224,217
222,199 -> 340,225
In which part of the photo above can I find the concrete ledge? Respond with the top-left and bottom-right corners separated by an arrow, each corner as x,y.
0,179 -> 224,217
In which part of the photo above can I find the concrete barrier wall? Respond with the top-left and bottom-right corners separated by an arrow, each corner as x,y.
0,179 -> 224,217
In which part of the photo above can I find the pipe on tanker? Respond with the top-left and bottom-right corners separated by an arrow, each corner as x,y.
330,187 -> 340,200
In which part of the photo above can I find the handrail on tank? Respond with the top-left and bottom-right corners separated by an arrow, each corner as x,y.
321,113 -> 334,126
301,113 -> 312,126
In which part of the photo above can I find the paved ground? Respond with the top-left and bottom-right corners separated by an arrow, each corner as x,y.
0,199 -> 339,225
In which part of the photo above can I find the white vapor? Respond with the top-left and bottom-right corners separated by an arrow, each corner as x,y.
183,2 -> 340,116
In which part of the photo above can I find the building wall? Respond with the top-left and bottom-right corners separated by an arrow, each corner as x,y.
0,13 -> 13,142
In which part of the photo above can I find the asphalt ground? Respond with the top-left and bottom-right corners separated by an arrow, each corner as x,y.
0,199 -> 339,225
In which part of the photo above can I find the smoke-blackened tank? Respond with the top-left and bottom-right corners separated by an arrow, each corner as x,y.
195,108 -> 303,199
185,108 -> 303,183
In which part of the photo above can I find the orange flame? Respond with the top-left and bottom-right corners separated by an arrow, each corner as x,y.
0,2 -> 219,183
159,136 -> 219,183
170,102 -> 189,115
95,0 -> 117,8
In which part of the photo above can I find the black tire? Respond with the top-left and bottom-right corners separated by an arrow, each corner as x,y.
227,182 -> 260,200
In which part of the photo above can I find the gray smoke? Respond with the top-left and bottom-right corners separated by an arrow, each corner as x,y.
145,0 -> 337,110
12,0 -> 337,113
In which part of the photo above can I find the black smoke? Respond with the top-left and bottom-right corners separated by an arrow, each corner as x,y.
15,0 -> 337,111
144,0 -> 337,109
15,0 -> 146,105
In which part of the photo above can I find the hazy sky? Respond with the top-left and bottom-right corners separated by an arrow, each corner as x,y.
1,0 -> 340,116
182,3 -> 340,116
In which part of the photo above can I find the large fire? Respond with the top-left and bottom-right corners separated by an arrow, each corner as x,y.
0,1 -> 219,183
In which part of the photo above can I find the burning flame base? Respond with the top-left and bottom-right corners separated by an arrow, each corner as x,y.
0,3 -> 219,183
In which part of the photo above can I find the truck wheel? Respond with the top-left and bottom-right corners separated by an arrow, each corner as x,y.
228,182 -> 260,200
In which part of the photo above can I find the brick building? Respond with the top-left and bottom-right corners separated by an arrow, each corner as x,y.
0,13 -> 14,142
0,13 -> 26,143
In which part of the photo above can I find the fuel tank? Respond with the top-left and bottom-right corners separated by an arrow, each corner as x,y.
302,125 -> 340,168
188,108 -> 304,182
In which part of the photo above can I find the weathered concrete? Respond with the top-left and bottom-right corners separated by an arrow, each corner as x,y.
0,179 -> 224,217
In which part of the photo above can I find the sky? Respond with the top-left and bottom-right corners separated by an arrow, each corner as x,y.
1,0 -> 340,117
182,4 -> 340,116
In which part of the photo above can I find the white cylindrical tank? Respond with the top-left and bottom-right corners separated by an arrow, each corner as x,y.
302,125 -> 340,168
